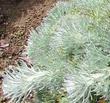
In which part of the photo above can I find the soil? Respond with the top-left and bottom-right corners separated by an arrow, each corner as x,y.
0,0 -> 56,102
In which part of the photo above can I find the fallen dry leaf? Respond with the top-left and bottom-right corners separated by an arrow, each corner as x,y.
0,39 -> 9,49
98,98 -> 106,103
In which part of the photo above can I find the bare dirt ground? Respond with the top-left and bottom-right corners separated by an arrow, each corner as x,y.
0,0 -> 56,102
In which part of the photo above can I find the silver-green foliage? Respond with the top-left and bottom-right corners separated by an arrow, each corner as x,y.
2,0 -> 110,103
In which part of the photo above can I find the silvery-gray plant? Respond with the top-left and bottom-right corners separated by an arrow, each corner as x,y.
2,0 -> 110,103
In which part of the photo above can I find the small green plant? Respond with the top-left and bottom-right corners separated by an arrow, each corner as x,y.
2,0 -> 110,103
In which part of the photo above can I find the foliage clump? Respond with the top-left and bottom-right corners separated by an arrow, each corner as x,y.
2,0 -> 110,103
